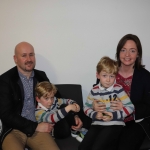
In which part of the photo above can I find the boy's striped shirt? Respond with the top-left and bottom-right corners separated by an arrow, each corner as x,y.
84,83 -> 134,126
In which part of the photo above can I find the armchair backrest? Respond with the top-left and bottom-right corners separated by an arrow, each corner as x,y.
55,84 -> 83,108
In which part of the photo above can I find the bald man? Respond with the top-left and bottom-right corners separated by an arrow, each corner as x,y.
0,42 -> 59,150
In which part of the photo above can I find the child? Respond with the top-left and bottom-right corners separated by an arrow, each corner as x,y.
35,81 -> 81,139
78,56 -> 134,150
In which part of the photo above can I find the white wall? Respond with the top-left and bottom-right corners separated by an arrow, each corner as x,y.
0,1 -> 150,102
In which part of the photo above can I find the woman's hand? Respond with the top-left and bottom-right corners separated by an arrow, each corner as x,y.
110,101 -> 123,111
71,115 -> 83,131
93,100 -> 106,112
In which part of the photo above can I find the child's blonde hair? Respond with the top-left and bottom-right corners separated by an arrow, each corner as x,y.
35,81 -> 57,98
96,56 -> 118,75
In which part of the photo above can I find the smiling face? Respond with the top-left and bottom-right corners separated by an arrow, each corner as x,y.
36,92 -> 54,109
119,40 -> 138,68
14,42 -> 36,75
97,70 -> 116,88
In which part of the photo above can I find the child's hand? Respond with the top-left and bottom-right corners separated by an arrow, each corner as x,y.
110,100 -> 123,111
96,111 -> 103,120
73,103 -> 80,112
93,100 -> 106,112
102,112 -> 113,121
65,104 -> 80,112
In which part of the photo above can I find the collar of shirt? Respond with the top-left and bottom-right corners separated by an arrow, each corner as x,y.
18,70 -> 34,79
98,80 -> 116,92
38,102 -> 57,114
38,103 -> 48,111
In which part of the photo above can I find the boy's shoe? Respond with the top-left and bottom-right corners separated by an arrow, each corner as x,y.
76,132 -> 84,142
71,130 -> 80,138
80,128 -> 88,135
76,128 -> 88,142
71,128 -> 88,142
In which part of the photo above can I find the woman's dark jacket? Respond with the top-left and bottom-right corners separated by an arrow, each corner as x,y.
0,66 -> 49,147
95,67 -> 150,139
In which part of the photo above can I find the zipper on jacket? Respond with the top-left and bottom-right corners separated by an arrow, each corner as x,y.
1,128 -> 12,143
138,122 -> 150,140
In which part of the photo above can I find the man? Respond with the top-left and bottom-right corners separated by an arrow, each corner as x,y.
0,42 -> 82,150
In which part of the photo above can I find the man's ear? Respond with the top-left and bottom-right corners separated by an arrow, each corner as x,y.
13,55 -> 17,64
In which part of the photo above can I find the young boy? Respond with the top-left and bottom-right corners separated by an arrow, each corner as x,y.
35,81 -> 80,139
78,56 -> 134,150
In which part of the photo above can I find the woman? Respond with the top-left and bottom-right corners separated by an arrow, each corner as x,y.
93,34 -> 150,150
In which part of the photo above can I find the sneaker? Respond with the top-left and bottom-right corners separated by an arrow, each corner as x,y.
76,132 -> 84,142
71,130 -> 80,138
80,128 -> 88,135
76,128 -> 88,142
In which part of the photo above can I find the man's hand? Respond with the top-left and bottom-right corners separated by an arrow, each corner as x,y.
71,115 -> 83,131
93,100 -> 106,112
35,122 -> 54,133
